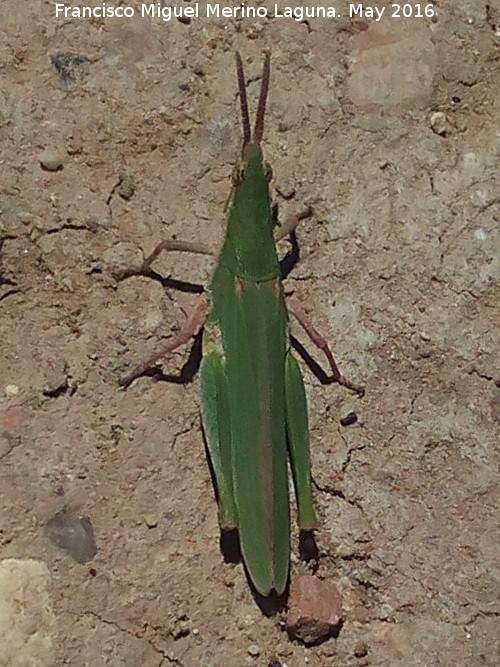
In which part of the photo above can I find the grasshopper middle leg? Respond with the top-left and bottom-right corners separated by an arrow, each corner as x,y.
118,239 -> 216,386
287,297 -> 365,397
120,294 -> 207,388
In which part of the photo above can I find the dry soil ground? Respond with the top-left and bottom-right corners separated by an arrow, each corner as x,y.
1,1 -> 499,665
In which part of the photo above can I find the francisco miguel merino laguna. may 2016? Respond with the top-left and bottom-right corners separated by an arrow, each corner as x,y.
54,3 -> 342,22
54,3 -> 437,22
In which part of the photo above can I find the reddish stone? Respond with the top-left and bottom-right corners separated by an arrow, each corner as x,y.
286,574 -> 343,645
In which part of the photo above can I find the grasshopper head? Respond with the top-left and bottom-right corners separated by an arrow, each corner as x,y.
232,52 -> 272,198
223,52 -> 278,280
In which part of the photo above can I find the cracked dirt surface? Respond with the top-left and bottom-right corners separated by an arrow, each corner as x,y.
1,2 -> 499,665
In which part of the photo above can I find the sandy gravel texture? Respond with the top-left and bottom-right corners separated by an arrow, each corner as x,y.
1,1 -> 499,665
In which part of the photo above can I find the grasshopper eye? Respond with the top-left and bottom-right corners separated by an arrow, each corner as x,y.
264,162 -> 273,182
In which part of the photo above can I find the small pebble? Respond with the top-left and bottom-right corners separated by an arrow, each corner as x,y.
5,384 -> 19,397
38,149 -> 64,171
354,641 -> 368,658
429,111 -> 447,136
340,411 -> 358,427
247,644 -> 260,657
144,515 -> 158,528
45,507 -> 98,563
42,360 -> 68,397
117,174 -> 135,200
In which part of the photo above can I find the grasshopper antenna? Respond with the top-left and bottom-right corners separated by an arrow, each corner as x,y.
254,51 -> 270,145
235,52 -> 251,147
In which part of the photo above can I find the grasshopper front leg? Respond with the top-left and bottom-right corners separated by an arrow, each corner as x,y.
116,239 -> 215,281
274,207 -> 313,243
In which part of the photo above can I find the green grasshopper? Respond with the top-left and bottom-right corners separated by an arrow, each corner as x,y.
121,52 -> 363,596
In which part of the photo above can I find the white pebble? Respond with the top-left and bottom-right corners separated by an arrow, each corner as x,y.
38,149 -> 64,171
247,644 -> 260,657
430,111 -> 447,136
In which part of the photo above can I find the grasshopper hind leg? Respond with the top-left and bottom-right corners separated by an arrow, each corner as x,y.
200,349 -> 238,529
284,351 -> 317,530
